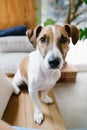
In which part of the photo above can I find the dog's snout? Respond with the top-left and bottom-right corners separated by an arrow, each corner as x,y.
48,57 -> 61,69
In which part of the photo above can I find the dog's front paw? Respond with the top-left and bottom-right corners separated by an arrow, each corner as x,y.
41,95 -> 54,104
34,111 -> 44,125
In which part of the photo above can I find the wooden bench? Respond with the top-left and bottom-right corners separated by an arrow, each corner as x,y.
59,63 -> 78,82
2,87 -> 66,130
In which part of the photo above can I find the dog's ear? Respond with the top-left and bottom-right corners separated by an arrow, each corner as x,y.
65,24 -> 80,45
26,25 -> 42,48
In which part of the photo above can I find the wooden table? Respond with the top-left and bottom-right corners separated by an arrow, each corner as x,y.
2,85 -> 66,130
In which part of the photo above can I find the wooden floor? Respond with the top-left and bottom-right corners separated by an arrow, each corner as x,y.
2,84 -> 66,130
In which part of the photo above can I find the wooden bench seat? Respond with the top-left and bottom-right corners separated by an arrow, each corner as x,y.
59,63 -> 78,82
2,87 -> 66,130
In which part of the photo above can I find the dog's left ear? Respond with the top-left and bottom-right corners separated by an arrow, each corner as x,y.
26,25 -> 42,48
65,24 -> 80,45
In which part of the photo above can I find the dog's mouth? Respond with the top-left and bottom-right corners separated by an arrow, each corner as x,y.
49,66 -> 60,69
49,65 -> 63,70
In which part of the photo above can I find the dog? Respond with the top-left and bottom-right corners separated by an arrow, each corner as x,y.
12,24 -> 79,125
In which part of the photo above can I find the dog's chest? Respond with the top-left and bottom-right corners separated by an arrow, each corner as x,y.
39,70 -> 60,91
29,65 -> 61,91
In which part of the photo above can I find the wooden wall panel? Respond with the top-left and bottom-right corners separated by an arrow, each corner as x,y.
0,0 -> 36,29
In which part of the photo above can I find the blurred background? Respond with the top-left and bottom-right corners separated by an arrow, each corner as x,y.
41,0 -> 87,28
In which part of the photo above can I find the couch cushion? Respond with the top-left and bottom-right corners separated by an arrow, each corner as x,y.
0,69 -> 20,118
0,36 -> 34,52
0,52 -> 29,74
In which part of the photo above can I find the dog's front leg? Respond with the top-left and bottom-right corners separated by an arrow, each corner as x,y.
29,87 -> 43,125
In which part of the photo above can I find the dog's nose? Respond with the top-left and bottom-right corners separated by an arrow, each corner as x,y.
48,57 -> 61,68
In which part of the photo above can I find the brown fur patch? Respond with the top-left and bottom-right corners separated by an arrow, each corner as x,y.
55,25 -> 70,59
37,27 -> 54,57
20,56 -> 29,79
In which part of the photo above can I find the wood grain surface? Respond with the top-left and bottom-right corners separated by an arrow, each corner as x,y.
2,85 -> 66,130
0,0 -> 36,29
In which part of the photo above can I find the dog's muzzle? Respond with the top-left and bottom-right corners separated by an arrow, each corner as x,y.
48,57 -> 61,69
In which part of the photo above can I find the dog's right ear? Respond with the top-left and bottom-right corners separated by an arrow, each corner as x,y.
26,26 -> 42,48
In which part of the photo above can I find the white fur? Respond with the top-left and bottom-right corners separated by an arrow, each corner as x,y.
13,25 -> 64,125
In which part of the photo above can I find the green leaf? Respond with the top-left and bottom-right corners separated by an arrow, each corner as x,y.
80,28 -> 87,40
83,0 -> 87,4
44,19 -> 56,26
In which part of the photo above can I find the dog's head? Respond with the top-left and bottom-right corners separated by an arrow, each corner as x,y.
26,24 -> 79,69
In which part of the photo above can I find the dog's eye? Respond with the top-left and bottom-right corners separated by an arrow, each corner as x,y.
40,35 -> 46,43
60,35 -> 68,43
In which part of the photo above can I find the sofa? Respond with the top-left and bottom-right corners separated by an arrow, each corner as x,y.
0,35 -> 34,75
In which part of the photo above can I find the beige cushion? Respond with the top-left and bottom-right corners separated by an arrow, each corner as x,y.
0,52 -> 29,74
0,36 -> 34,52
0,69 -> 19,118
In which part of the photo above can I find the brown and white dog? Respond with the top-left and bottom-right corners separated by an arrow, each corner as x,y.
12,24 -> 79,125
